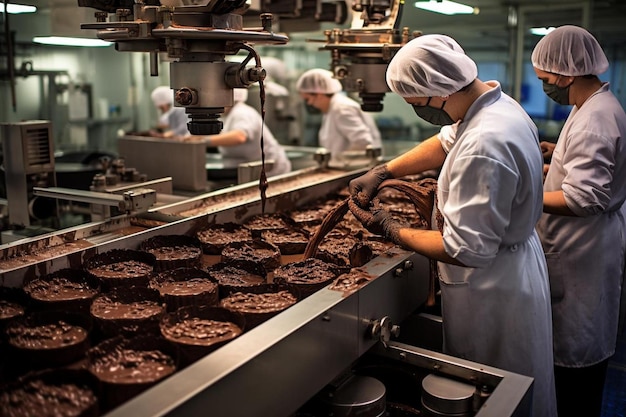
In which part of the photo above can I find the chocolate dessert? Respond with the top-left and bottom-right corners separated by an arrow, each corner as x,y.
316,233 -> 368,268
274,258 -> 341,298
149,268 -> 218,312
5,311 -> 92,369
288,207 -> 326,228
221,240 -> 282,272
160,306 -> 245,367
84,249 -> 156,290
196,222 -> 252,255
0,287 -> 27,327
90,287 -> 164,338
261,227 -> 310,255
87,335 -> 176,411
138,235 -> 203,271
0,369 -> 99,417
24,269 -> 100,313
242,214 -> 295,236
206,262 -> 267,298
219,284 -> 298,329
0,299 -> 24,323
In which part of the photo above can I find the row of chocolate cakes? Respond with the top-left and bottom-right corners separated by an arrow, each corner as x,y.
0,184 -> 429,416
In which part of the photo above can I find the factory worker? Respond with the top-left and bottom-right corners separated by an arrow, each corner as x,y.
150,86 -> 190,138
532,25 -> 626,417
296,69 -> 382,167
348,34 -> 556,417
206,88 -> 291,177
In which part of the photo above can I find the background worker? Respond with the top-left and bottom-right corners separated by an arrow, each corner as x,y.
207,88 -> 291,177
532,25 -> 626,417
296,68 -> 381,168
149,86 -> 190,138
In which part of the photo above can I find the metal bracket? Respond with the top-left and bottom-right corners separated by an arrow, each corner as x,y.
370,315 -> 400,348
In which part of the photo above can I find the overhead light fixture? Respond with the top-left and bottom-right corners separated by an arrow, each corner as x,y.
530,27 -> 556,36
0,3 -> 37,13
33,36 -> 113,47
415,0 -> 479,15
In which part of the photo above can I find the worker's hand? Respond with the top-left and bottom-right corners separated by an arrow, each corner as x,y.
348,198 -> 408,245
540,141 -> 556,162
349,164 -> 393,207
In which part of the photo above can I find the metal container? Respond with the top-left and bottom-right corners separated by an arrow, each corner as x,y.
421,374 -> 475,417
322,375 -> 387,417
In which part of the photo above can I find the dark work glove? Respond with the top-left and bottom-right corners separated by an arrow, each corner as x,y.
348,198 -> 408,246
348,164 -> 393,208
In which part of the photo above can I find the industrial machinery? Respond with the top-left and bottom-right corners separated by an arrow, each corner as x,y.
77,0 -> 290,135
318,0 -> 419,111
0,121 -> 59,239
0,168 -> 532,417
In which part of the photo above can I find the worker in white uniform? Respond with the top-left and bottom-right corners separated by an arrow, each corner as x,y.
532,25 -> 626,417
207,88 -> 291,177
348,35 -> 557,417
296,68 -> 382,167
150,86 -> 190,138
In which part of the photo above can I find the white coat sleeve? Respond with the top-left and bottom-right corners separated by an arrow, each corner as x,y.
560,129 -> 616,216
442,154 -> 519,268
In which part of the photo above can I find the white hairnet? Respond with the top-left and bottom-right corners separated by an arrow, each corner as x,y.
233,88 -> 249,103
151,86 -> 173,107
531,25 -> 608,76
386,34 -> 478,98
296,69 -> 342,94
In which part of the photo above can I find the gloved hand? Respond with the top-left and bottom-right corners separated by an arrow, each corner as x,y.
348,198 -> 408,246
349,164 -> 393,208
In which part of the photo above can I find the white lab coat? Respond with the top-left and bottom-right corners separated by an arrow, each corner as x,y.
220,101 -> 291,177
537,83 -> 626,367
437,82 -> 556,417
318,94 -> 382,167
167,107 -> 190,137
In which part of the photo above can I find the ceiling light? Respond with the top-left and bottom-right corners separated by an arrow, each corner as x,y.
0,3 -> 37,13
415,0 -> 478,15
33,36 -> 113,47
530,27 -> 556,36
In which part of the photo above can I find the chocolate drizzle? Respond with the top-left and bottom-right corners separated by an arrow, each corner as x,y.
258,76 -> 268,213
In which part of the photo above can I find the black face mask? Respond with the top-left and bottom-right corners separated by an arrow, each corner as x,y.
304,103 -> 321,115
412,97 -> 455,126
542,77 -> 573,105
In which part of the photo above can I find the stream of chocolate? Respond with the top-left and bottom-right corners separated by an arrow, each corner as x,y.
258,78 -> 268,213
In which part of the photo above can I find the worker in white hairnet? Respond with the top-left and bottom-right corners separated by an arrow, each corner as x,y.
531,25 -> 626,417
348,35 -> 557,417
296,68 -> 381,167
206,88 -> 291,177
150,86 -> 190,138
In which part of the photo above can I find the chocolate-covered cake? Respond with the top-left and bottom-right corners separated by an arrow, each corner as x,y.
160,306 -> 245,367
149,268 -> 218,312
0,369 -> 99,417
243,214 -> 294,236
138,235 -> 203,271
219,284 -> 298,329
84,249 -> 156,290
273,258 -> 340,298
0,288 -> 27,328
261,227 -> 310,255
87,336 -> 176,411
317,233 -> 370,267
221,240 -> 282,272
207,262 -> 266,298
90,287 -> 164,338
23,269 -> 100,313
196,223 -> 252,255
5,311 -> 92,369
0,299 -> 24,323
